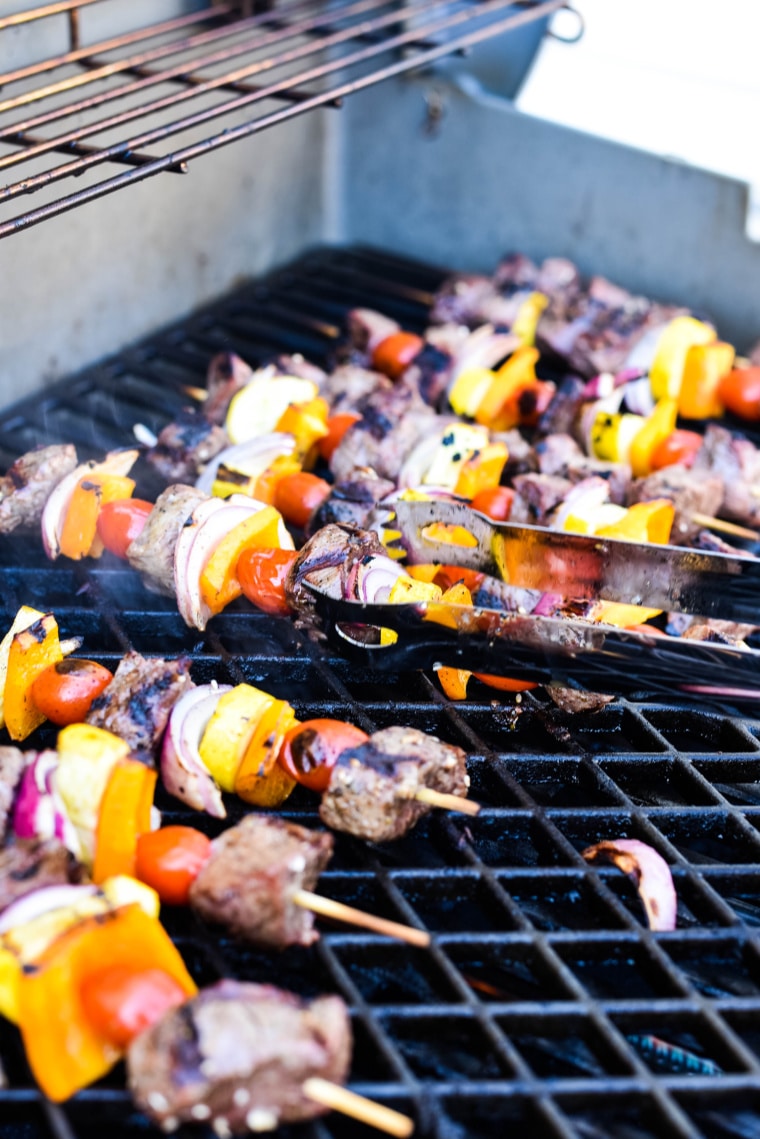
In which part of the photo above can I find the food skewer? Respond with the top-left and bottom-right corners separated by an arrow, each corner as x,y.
303,1078 -> 415,1138
690,512 -> 760,542
292,889 -> 430,948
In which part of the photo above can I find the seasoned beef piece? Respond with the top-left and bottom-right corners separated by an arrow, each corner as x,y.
472,578 -> 542,614
497,428 -> 538,480
306,474 -> 395,536
146,409 -> 229,484
188,816 -> 333,949
431,273 -> 508,326
330,384 -> 436,482
0,747 -> 26,844
285,524 -> 386,632
0,839 -> 83,915
629,465 -> 724,543
535,438 -> 631,505
535,433 -> 585,475
493,252 -> 541,292
273,354 -> 327,387
509,473 -> 573,526
204,352 -> 254,424
321,363 -> 388,413
546,685 -> 614,714
402,342 -> 453,407
126,483 -> 206,595
346,307 -> 399,355
86,652 -> 191,759
0,445 -> 77,534
128,980 -> 351,1135
692,424 -> 760,526
536,374 -> 587,438
320,726 -> 469,843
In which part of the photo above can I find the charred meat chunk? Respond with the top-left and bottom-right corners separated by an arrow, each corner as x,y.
204,352 -> 254,424
128,980 -> 351,1135
0,747 -> 26,845
329,383 -> 436,483
86,651 -> 191,759
545,685 -> 615,715
629,464 -> 724,543
320,726 -> 469,843
692,424 -> 760,527
146,409 -> 228,484
0,839 -> 83,916
509,473 -> 574,526
189,816 -> 333,949
126,483 -> 206,595
285,523 -> 386,632
0,445 -> 77,534
307,473 -> 395,536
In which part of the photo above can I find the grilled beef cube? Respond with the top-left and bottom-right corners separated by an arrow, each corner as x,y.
204,352 -> 254,424
472,578 -> 543,614
320,726 -> 469,843
0,839 -> 83,916
188,816 -> 333,949
285,523 -> 386,633
536,374 -> 587,439
321,363 -> 389,413
629,465 -> 724,543
346,307 -> 399,356
692,424 -> 760,527
128,980 -> 351,1135
126,483 -> 206,595
273,354 -> 327,387
146,409 -> 229,484
307,474 -> 395,536
0,444 -> 77,534
86,651 -> 191,759
546,685 -> 615,714
0,747 -> 26,844
535,437 -> 631,505
330,384 -> 437,483
509,473 -> 573,526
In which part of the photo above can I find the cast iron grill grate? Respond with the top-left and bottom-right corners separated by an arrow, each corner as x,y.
1,247 -> 760,1138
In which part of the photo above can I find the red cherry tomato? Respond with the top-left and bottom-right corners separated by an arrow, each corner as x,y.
469,486 -> 515,522
273,472 -> 331,529
719,368 -> 760,421
433,566 -> 485,593
237,547 -> 297,617
318,413 -> 361,463
80,965 -> 187,1049
135,826 -> 212,906
650,429 -> 703,471
96,499 -> 153,559
278,718 -> 369,793
31,658 -> 113,726
472,674 -> 538,692
372,332 -> 424,380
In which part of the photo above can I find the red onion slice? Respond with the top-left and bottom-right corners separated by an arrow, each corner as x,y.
195,433 -> 296,496
0,884 -> 99,934
40,449 -> 139,560
351,556 -> 408,603
582,838 -> 677,931
12,750 -> 80,856
447,324 -> 520,389
161,683 -> 232,817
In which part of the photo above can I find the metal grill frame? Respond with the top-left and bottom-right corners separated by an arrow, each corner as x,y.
0,0 -> 561,240
1,248 -> 760,1139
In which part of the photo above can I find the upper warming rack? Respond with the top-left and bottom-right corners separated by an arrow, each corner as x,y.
0,0 -> 561,240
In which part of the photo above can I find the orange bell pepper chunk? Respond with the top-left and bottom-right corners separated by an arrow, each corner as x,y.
424,583 -> 473,630
275,397 -> 329,461
234,698 -> 298,806
420,522 -> 479,549
454,442 -> 509,499
407,563 -> 441,584
5,614 -> 63,741
199,505 -> 287,615
92,759 -> 158,884
59,474 -> 135,560
473,674 -> 538,692
678,341 -> 735,420
252,454 -> 303,504
437,666 -> 472,700
17,903 -> 196,1103
474,346 -> 539,427
595,499 -> 675,545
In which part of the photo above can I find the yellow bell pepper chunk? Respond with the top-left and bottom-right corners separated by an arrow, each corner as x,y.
55,724 -> 132,868
199,505 -> 288,616
199,683 -> 276,793
650,316 -> 715,400
629,398 -> 679,479
5,614 -> 63,741
595,499 -> 675,545
589,602 -> 663,628
678,341 -> 735,420
234,698 -> 298,807
512,292 -> 549,346
590,411 -> 648,464
424,583 -> 474,630
454,442 -> 509,499
275,397 -> 329,460
474,346 -> 539,427
406,564 -> 441,584
562,504 -> 627,536
379,627 -> 399,645
420,522 -> 479,549
387,576 -> 443,604
226,374 -> 319,444
449,367 -> 496,418
0,606 -> 46,730
18,904 -> 197,1103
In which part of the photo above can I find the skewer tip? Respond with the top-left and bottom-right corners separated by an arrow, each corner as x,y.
302,1078 -> 415,1138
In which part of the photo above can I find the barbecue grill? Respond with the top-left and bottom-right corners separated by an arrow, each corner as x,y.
3,6 -> 760,1139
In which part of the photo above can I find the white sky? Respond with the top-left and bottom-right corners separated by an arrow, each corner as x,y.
518,1 -> 759,198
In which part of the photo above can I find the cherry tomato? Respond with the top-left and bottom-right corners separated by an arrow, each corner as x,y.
273,472 -> 331,529
96,499 -> 153,559
31,658 -> 113,726
135,826 -> 212,906
513,380 -> 556,428
80,965 -> 187,1049
278,718 -> 369,793
237,547 -> 297,616
650,429 -> 703,471
469,486 -> 515,522
371,332 -> 424,380
719,367 -> 760,421
472,674 -> 538,692
318,413 -> 361,463
433,565 -> 485,593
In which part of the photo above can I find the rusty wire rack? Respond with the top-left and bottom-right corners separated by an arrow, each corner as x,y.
0,0 -> 561,240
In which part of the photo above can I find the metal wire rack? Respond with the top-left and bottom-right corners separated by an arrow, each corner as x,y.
2,248 -> 760,1139
0,0 -> 561,240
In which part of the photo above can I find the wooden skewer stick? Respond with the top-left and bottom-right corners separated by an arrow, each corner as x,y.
182,384 -> 209,401
413,787 -> 481,816
292,890 -> 430,948
303,1078 -> 415,1138
691,512 -> 760,542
